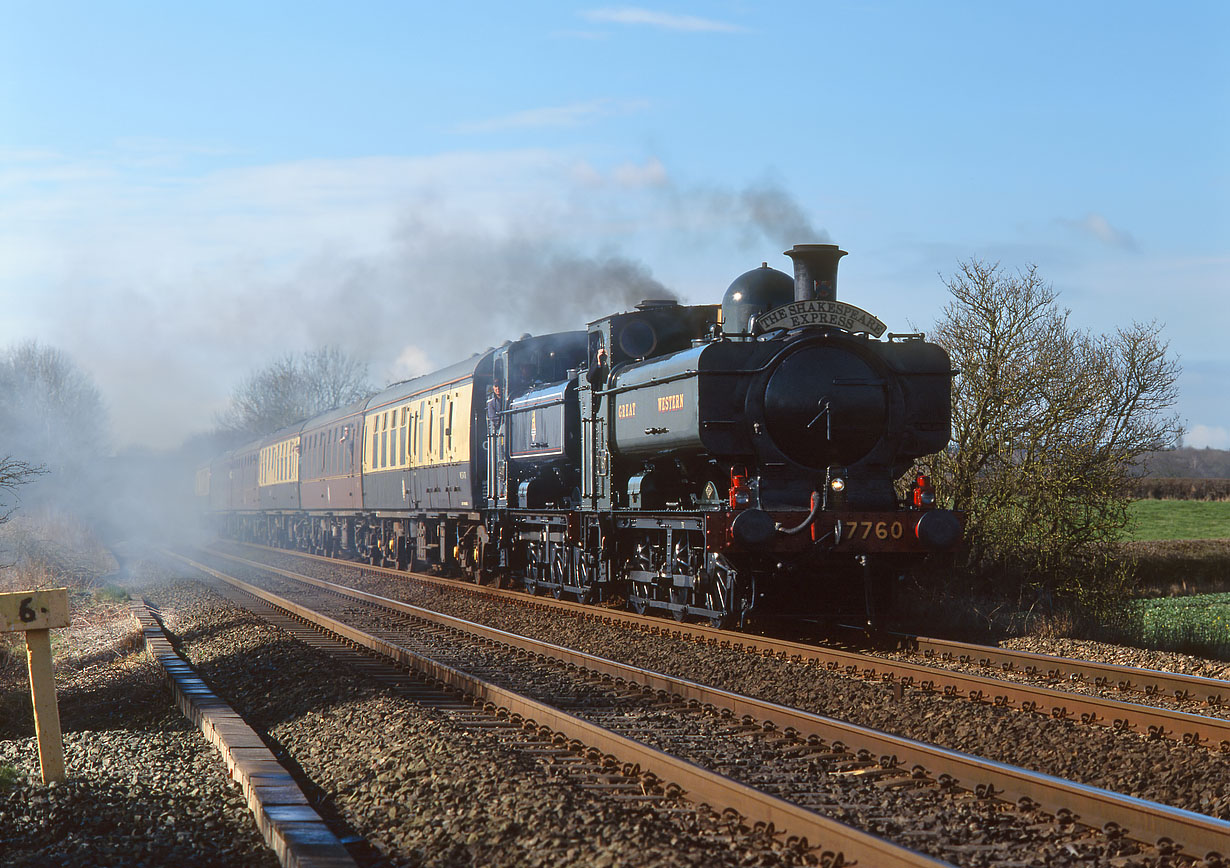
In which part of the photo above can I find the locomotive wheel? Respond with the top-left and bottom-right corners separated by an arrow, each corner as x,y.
367,530 -> 380,566
701,559 -> 740,629
669,587 -> 688,622
550,550 -> 566,599
471,540 -> 487,586
574,548 -> 597,604
523,539 -> 544,595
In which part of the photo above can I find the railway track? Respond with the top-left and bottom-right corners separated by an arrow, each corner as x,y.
174,547 -> 1230,865
222,543 -> 1230,751
865,630 -> 1229,710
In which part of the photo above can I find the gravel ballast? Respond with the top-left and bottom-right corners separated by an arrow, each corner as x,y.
209,544 -> 1230,824
133,568 -> 815,867
0,731 -> 280,868
0,587 -> 278,868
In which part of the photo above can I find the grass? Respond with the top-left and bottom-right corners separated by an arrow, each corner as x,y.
1113,591 -> 1230,660
93,585 -> 129,604
0,764 -> 19,791
1127,499 -> 1230,541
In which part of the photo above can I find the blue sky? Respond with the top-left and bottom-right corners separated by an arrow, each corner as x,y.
1,1 -> 1227,450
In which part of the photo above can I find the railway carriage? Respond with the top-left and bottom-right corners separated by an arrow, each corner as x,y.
355,354 -> 491,570
257,424 -> 303,513
203,243 -> 963,628
232,443 -> 261,513
297,398 -> 366,556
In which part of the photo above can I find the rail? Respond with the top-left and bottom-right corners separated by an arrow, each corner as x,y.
184,548 -> 1230,860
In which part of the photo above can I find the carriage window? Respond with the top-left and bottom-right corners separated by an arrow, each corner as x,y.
446,399 -> 455,457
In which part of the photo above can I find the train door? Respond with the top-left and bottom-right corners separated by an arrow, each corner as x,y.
424,396 -> 441,510
440,391 -> 455,510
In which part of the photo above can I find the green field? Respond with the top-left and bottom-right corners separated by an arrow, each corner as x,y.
1120,500 -> 1230,658
1121,592 -> 1230,659
1127,499 -> 1230,541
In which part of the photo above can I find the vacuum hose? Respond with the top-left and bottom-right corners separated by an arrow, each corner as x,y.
776,491 -> 822,535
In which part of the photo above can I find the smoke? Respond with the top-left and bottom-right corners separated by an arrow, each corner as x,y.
284,222 -> 677,384
195,174 -> 824,401
736,185 -> 830,248
0,153 -> 836,558
11,150 -> 828,456
654,178 -> 830,252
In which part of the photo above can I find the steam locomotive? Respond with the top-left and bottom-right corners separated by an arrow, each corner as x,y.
199,243 -> 962,628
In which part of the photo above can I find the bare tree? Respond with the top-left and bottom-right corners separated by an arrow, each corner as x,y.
922,260 -> 1182,616
0,342 -> 109,515
0,456 -> 43,525
218,346 -> 373,439
0,341 -> 109,464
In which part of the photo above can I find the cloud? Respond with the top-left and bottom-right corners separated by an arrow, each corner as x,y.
453,98 -> 649,134
581,7 -> 744,32
573,156 -> 669,189
1183,424 -> 1230,450
1061,213 -> 1140,251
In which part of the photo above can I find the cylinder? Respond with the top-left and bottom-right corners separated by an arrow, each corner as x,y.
785,243 -> 847,303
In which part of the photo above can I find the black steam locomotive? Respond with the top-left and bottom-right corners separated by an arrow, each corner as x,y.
201,243 -> 961,628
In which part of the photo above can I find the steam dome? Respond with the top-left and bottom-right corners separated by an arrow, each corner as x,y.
721,263 -> 794,336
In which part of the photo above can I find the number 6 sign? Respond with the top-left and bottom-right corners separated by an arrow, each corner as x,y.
1,588 -> 70,783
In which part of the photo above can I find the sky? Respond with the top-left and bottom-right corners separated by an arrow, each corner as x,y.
1,1 -> 1227,452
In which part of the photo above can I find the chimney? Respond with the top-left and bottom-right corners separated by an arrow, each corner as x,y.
784,244 -> 847,303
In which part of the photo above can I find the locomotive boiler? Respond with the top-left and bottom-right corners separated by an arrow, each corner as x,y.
202,242 -> 962,629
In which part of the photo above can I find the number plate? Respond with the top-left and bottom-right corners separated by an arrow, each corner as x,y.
0,589 -> 70,632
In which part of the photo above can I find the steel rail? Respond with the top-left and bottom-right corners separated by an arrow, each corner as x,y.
226,544 -> 1230,752
880,631 -> 1228,707
168,552 -> 954,868
187,549 -> 1230,860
